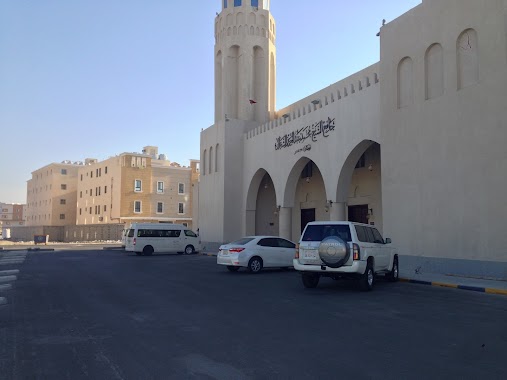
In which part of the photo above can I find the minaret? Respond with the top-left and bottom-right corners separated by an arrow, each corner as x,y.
214,0 -> 276,124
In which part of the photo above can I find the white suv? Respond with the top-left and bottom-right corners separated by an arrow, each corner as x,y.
293,221 -> 399,291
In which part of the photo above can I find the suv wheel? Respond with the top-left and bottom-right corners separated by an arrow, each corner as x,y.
302,273 -> 320,288
248,257 -> 263,274
387,256 -> 399,282
359,261 -> 375,291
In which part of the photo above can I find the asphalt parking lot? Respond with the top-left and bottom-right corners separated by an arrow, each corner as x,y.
1,249 -> 507,379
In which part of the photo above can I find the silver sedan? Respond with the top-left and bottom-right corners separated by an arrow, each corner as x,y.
217,236 -> 297,273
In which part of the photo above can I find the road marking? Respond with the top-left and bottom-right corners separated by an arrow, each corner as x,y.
0,297 -> 6,306
0,269 -> 19,275
0,261 -> 25,266
0,284 -> 12,291
0,275 -> 17,283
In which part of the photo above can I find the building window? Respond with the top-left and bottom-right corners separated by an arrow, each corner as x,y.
234,0 -> 241,6
60,214 -> 65,220
134,180 -> 142,192
105,167 -> 108,174
89,207 -> 92,214
134,201 -> 142,213
157,202 -> 163,214
178,202 -> 184,214
178,183 -> 185,194
80,174 -> 83,181
80,191 -> 82,198
91,171 -> 93,178
104,186 -> 107,194
301,162 -> 313,179
251,0 -> 258,7
61,169 -> 67,175
61,184 -> 67,190
157,181 -> 164,193
79,208 -> 82,215
224,0 -> 227,8
104,205 -> 107,212
60,199 -> 66,205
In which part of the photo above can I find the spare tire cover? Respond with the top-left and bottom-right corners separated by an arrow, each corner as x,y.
318,236 -> 349,268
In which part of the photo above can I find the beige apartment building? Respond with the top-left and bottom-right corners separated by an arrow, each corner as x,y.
26,162 -> 79,226
76,146 -> 200,230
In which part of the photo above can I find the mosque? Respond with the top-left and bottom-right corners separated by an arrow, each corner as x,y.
199,0 -> 507,279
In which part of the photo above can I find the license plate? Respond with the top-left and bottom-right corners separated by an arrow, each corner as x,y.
302,250 -> 318,260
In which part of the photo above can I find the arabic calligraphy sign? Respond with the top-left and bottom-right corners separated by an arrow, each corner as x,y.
275,117 -> 336,151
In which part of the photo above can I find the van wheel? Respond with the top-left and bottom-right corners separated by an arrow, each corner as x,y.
184,245 -> 195,255
142,246 -> 154,256
248,257 -> 263,274
387,256 -> 399,282
302,273 -> 320,288
359,260 -> 375,291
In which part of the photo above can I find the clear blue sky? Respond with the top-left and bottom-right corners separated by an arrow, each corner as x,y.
0,0 -> 421,204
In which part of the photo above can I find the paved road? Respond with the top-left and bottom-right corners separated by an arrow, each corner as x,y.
1,249 -> 506,379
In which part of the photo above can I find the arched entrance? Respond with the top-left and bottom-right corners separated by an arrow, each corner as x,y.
282,158 -> 328,241
245,169 -> 278,236
335,140 -> 383,231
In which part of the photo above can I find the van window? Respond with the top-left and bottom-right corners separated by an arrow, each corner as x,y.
184,230 -> 198,237
137,229 -> 181,238
127,229 -> 134,237
302,224 -> 352,242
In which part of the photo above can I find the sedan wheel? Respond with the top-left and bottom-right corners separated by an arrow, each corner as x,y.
248,257 -> 263,274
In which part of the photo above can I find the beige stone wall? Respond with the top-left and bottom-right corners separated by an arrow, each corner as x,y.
26,163 -> 79,226
76,156 -> 122,225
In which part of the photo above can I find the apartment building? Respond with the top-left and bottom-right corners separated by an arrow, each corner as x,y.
0,202 -> 26,228
76,146 -> 200,230
26,162 -> 80,226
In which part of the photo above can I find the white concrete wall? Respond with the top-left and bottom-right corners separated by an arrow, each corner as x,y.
380,0 -> 507,262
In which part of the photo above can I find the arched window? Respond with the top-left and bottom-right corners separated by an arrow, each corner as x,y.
209,146 -> 213,174
397,57 -> 414,108
224,0 -> 228,8
425,43 -> 444,99
202,150 -> 207,176
215,144 -> 219,172
457,29 -> 478,90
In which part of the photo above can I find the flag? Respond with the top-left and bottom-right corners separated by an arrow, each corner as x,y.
249,99 -> 257,104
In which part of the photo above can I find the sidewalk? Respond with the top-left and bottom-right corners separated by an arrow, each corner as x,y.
399,270 -> 507,296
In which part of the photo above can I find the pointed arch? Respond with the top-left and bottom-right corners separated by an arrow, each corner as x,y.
209,146 -> 213,174
215,144 -> 220,172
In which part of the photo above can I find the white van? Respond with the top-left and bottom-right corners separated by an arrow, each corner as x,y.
125,223 -> 201,256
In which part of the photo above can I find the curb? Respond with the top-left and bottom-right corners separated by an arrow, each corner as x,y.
400,278 -> 507,296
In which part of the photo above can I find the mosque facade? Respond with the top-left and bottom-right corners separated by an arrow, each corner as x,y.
199,0 -> 507,278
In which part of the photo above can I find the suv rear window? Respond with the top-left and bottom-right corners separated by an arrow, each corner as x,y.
302,225 -> 352,242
